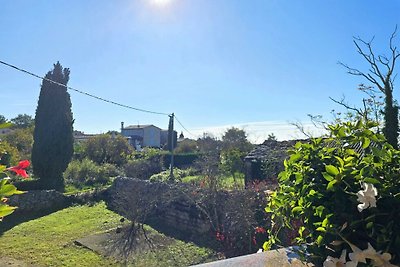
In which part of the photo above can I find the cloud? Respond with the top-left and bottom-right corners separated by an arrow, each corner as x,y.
187,120 -> 327,144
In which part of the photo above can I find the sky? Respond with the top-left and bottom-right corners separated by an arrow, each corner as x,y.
1,0 -> 400,143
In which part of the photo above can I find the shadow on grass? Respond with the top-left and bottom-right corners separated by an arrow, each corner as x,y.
145,216 -> 222,252
0,208 -> 61,236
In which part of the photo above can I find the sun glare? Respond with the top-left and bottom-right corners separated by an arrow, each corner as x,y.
151,0 -> 172,6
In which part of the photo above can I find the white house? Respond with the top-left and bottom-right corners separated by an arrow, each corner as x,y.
121,123 -> 161,148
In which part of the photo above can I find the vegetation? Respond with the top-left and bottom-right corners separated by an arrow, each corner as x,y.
339,28 -> 399,149
32,62 -> 74,191
265,120 -> 400,266
64,159 -> 121,191
0,202 -> 216,266
83,134 -> 133,166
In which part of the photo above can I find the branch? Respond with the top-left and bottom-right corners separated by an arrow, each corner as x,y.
329,96 -> 365,118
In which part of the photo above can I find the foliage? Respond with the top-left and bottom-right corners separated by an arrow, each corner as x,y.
265,120 -> 400,266
0,115 -> 6,124
220,148 -> 245,183
149,168 -> 196,183
0,141 -> 20,167
3,126 -> 34,160
339,28 -> 399,149
82,134 -> 133,166
0,202 -> 216,266
0,147 -> 28,221
163,153 -> 200,169
32,62 -> 74,191
174,139 -> 198,154
124,158 -> 163,180
10,114 -> 34,129
64,159 -> 121,189
197,133 -> 222,154
221,127 -> 253,153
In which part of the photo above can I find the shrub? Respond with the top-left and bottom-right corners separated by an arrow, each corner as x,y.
0,141 -> 20,167
64,159 -> 120,189
149,168 -> 196,182
123,158 -> 162,180
265,120 -> 400,266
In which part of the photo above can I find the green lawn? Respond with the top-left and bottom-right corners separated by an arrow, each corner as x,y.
0,202 -> 216,267
182,174 -> 245,190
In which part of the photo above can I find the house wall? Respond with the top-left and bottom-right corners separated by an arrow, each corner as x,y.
143,126 -> 161,147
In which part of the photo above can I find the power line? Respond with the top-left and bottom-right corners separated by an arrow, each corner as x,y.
0,60 -> 170,116
174,115 -> 196,137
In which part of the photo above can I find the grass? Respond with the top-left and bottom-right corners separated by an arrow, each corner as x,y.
182,173 -> 245,190
0,202 -> 216,267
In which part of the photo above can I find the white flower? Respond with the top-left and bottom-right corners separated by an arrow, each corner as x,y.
323,250 -> 356,267
348,242 -> 397,267
256,248 -> 263,253
357,182 -> 378,212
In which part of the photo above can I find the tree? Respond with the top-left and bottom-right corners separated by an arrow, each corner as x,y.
10,114 -> 34,129
83,134 -> 133,166
339,27 -> 399,148
221,127 -> 253,153
32,62 -> 74,191
0,115 -> 7,124
3,127 -> 34,160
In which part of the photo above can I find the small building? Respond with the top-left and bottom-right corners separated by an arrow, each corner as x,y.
73,131 -> 98,142
121,123 -> 162,148
244,139 -> 300,185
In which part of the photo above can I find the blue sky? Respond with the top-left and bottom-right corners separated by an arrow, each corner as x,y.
1,0 -> 399,142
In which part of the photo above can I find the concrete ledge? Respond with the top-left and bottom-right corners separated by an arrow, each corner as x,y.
191,248 -> 312,267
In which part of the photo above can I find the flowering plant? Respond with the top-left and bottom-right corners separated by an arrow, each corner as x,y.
0,159 -> 29,221
264,121 -> 400,266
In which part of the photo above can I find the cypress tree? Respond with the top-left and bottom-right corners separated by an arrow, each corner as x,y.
32,62 -> 74,191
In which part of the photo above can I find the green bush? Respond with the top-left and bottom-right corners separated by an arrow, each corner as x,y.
265,120 -> 400,266
163,153 -> 200,168
0,141 -> 20,166
64,159 -> 120,189
123,158 -> 162,180
149,168 -> 195,182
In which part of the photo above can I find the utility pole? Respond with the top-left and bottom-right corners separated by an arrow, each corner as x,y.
168,113 -> 175,180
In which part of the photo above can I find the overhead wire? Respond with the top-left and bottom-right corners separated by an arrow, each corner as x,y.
174,115 -> 196,137
0,60 -> 170,116
0,59 -> 199,137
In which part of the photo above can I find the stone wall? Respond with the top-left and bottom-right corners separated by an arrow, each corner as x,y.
9,190 -> 71,214
105,177 -> 268,255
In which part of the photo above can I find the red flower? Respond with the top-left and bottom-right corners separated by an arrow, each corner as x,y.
7,160 -> 30,178
216,231 -> 225,241
255,226 -> 266,234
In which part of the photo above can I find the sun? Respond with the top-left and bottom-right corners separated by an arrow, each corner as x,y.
151,0 -> 172,6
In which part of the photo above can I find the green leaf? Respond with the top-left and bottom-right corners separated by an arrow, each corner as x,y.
292,206 -> 303,214
314,206 -> 325,217
327,180 -> 338,190
366,222 -> 374,229
325,165 -> 339,176
322,172 -> 334,182
316,227 -> 326,232
334,156 -> 344,168
0,184 -> 24,197
337,127 -> 346,137
289,153 -> 302,163
364,178 -> 380,184
322,217 -> 329,227
0,165 -> 6,172
361,137 -> 371,149
316,235 -> 324,245
0,203 -> 17,217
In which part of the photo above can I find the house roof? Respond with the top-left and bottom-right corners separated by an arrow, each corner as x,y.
244,139 -> 304,162
124,124 -> 161,130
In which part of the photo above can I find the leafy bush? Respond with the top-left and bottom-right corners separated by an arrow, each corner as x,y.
64,159 -> 120,189
149,168 -> 196,182
123,158 -> 162,180
0,141 -> 20,166
82,134 -> 133,166
265,121 -> 400,266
